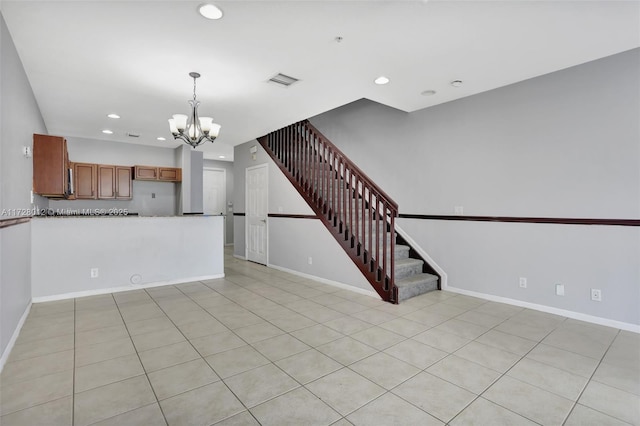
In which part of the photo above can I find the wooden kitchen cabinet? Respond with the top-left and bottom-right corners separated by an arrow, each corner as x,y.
74,162 -> 97,199
97,165 -> 116,199
33,134 -> 71,198
134,165 -> 158,180
134,165 -> 181,182
158,167 -> 182,182
95,165 -> 133,200
115,166 -> 133,200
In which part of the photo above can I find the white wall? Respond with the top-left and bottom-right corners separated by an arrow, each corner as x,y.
32,216 -> 224,299
0,12 -> 46,365
310,49 -> 640,327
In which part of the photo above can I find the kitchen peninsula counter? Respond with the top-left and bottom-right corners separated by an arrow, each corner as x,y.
31,215 -> 224,299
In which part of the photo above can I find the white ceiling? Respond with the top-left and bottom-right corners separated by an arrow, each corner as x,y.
2,1 -> 639,161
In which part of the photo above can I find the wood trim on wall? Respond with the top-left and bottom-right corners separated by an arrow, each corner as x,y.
234,213 -> 319,219
398,214 -> 640,227
268,213 -> 318,219
0,216 -> 32,229
236,212 -> 640,226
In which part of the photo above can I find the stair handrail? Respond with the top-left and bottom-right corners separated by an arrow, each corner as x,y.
302,120 -> 399,213
259,120 -> 399,302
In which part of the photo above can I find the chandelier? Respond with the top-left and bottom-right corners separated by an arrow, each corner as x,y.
168,72 -> 221,148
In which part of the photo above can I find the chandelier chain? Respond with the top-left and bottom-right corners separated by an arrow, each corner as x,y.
193,76 -> 197,101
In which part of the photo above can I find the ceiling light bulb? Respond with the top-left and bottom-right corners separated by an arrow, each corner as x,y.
157,137 -> 166,141
102,129 -> 113,134
421,90 -> 437,96
374,76 -> 390,85
107,113 -> 120,119
199,4 -> 223,20
451,80 -> 463,87
219,155 -> 225,159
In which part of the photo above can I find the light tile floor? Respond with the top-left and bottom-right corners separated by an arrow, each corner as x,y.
1,248 -> 639,425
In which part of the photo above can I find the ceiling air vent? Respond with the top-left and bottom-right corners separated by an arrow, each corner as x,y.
268,73 -> 299,87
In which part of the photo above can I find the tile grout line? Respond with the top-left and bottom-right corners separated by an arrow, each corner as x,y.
144,284 -> 261,425
173,283 -> 268,425
560,328 -> 624,426
72,298 -> 76,426
110,292 -> 169,426
184,278 -> 373,423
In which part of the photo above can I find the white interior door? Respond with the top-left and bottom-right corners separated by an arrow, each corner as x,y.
246,164 -> 268,265
203,168 -> 226,215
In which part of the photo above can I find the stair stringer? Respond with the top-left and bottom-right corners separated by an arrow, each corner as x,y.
394,224 -> 448,289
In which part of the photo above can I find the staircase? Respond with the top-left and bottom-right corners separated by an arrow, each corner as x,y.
258,120 -> 439,303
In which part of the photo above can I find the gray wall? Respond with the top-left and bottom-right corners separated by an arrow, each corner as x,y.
233,140 -> 372,291
176,145 -> 204,215
309,49 -> 640,326
233,49 -> 639,326
50,137 -> 179,216
204,159 -> 234,245
0,13 -> 45,361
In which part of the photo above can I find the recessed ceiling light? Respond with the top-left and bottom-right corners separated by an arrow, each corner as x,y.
374,76 -> 390,85
107,113 -> 120,119
102,129 -> 113,134
199,3 -> 223,20
450,80 -> 463,87
218,155 -> 225,159
421,90 -> 437,96
157,137 -> 166,141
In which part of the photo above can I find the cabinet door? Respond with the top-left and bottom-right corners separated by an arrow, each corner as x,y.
33,134 -> 69,197
115,167 -> 132,200
158,167 -> 182,182
74,163 -> 97,199
97,165 -> 116,199
134,166 -> 158,180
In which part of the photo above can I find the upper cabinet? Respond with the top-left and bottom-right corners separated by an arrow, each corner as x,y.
74,162 -> 97,199
134,166 -> 181,182
134,165 -> 158,181
33,134 -> 71,198
158,167 -> 182,182
33,134 -> 180,199
74,164 -> 132,201
115,167 -> 133,200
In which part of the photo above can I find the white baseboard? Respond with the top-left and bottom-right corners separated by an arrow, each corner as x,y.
267,264 -> 379,298
0,302 -> 32,374
446,286 -> 640,333
233,254 -> 247,260
32,274 -> 225,303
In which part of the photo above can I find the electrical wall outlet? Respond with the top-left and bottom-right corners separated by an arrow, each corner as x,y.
454,206 -> 464,215
555,283 -> 565,296
591,288 -> 602,302
519,277 -> 527,288
90,268 -> 99,278
308,257 -> 313,265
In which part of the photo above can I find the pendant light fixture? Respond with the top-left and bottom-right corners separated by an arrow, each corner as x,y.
168,72 -> 221,148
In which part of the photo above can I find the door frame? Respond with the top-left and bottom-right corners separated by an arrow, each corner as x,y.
203,166 -> 227,244
203,166 -> 227,215
245,163 -> 268,264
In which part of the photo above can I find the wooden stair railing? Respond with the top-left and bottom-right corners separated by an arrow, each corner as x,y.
258,120 -> 399,303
